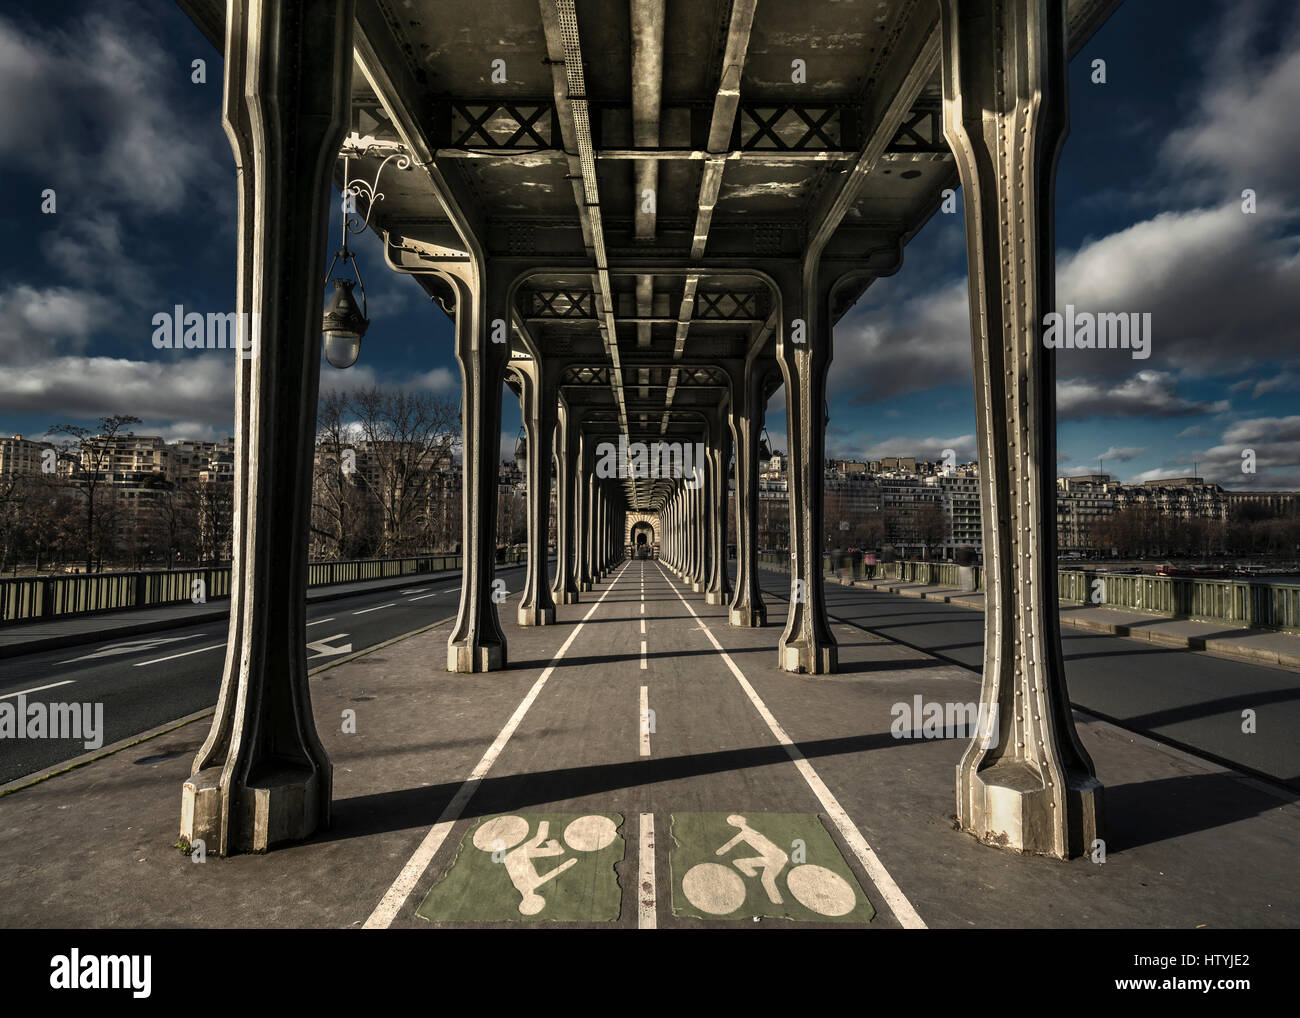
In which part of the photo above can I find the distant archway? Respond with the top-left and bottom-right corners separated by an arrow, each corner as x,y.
630,521 -> 656,547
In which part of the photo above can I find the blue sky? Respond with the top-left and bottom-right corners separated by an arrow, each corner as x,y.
2,0 -> 1298,487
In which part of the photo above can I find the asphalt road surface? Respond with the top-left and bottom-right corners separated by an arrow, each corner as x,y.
4,559 -> 1296,792
752,567 -> 1300,790
0,564 -> 529,784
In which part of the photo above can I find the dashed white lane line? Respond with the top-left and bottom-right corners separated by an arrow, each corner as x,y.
134,642 -> 226,667
638,813 -> 656,930
353,603 -> 396,615
640,603 -> 644,614
640,618 -> 646,635
640,640 -> 648,670
2,680 -> 74,700
363,561 -> 631,929
306,617 -> 335,627
407,587 -> 458,601
639,685 -> 651,757
654,560 -> 927,930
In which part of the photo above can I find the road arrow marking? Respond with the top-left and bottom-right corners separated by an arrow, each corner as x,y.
61,635 -> 198,664
307,634 -> 353,659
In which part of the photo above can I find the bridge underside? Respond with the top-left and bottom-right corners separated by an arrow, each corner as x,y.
176,0 -> 1120,861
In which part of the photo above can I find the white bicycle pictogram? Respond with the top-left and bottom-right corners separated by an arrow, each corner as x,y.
681,814 -> 856,917
473,814 -> 618,916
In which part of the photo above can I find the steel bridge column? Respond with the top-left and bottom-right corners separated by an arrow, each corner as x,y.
552,400 -> 580,604
941,0 -> 1103,859
666,495 -> 675,570
682,486 -> 689,580
695,442 -> 709,594
447,256 -> 512,672
517,362 -> 557,626
181,0 -> 352,855
577,433 -> 594,591
775,264 -> 837,675
729,361 -> 767,626
706,411 -> 731,606
684,480 -> 697,590
596,482 -> 607,578
674,492 -> 682,573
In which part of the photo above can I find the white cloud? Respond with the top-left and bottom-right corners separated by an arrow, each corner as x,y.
851,434 -> 977,463
1128,414 -> 1300,489
0,354 -> 235,425
0,8 -> 223,214
40,212 -> 152,296
412,367 -> 458,393
1056,371 -> 1230,420
1095,446 -> 1144,463
1159,2 -> 1300,204
0,284 -> 117,363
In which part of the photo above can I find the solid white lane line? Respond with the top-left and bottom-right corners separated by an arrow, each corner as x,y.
654,561 -> 926,930
353,603 -> 396,615
2,680 -> 74,700
363,561 -> 631,929
640,640 -> 647,670
639,685 -> 651,757
638,813 -> 656,929
134,642 -> 226,667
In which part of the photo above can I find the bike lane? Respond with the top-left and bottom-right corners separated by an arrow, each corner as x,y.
375,558 -> 918,928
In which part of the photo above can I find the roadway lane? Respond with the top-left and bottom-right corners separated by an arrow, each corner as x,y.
0,564 -> 532,784
752,566 -> 1300,790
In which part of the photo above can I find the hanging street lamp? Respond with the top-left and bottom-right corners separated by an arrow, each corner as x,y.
321,149 -> 411,369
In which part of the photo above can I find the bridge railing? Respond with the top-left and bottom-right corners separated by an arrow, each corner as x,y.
1056,569 -> 1300,632
755,553 -> 1298,633
0,550 -> 528,625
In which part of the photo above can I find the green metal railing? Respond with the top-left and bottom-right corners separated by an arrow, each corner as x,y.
0,550 -> 528,625
1056,569 -> 1300,632
754,553 -> 1298,633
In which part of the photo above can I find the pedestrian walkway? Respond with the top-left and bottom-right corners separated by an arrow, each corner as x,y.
1,560 -> 1296,928
853,577 -> 1300,672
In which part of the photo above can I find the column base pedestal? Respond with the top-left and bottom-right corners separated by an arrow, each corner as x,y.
517,605 -> 556,626
691,580 -> 704,593
447,642 -> 506,672
554,589 -> 580,605
729,606 -> 766,627
181,764 -> 326,855
779,641 -> 837,675
958,762 -> 1104,859
705,590 -> 726,605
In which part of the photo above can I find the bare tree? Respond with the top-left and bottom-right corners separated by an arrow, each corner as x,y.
916,501 -> 949,560
341,386 -> 458,557
49,414 -> 142,572
311,390 -> 355,560
196,477 -> 234,564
